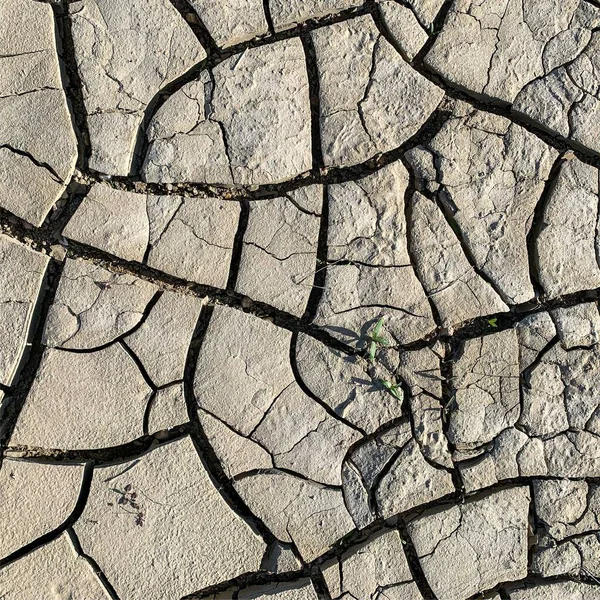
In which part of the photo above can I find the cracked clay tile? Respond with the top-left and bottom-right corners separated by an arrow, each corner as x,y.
402,0 -> 445,28
145,195 -> 240,289
323,529 -> 422,600
342,420 -> 450,526
63,186 -> 240,289
141,76 -> 234,185
374,422 -> 455,518
537,484 -> 600,542
530,539 -> 583,578
197,408 -> 274,479
294,332 -> 404,434
515,311 -> 557,371
251,382 -> 362,486
146,382 -> 189,434
62,184 -> 151,263
425,0 -> 600,156
407,486 -> 530,600
194,305 -> 295,436
534,158 -> 600,297
407,106 -> 558,305
532,479 -> 589,540
313,262 -> 436,348
43,258 -> 158,351
74,437 -> 266,600
143,39 -> 312,186
261,541 -> 303,575
189,0 -> 269,47
194,307 -> 361,486
399,343 -> 453,469
311,14 -> 444,168
235,470 -> 355,562
507,580 -> 600,599
520,335 -> 600,436
11,343 -> 152,450
377,1 -> 429,62
551,301 -> 600,349
0,0 -> 78,226
342,460 -> 377,529
124,290 -> 204,387
0,459 -> 84,561
327,161 -> 412,267
236,188 -> 323,317
269,0 -> 365,32
409,191 -> 509,328
0,533 -> 112,600
314,161 -> 436,347
448,328 -> 521,450
237,580 -> 319,599
69,0 -> 206,175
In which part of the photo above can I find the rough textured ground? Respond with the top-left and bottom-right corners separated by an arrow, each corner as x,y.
2,0 -> 600,599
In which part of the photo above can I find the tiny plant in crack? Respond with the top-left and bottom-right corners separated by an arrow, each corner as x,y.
111,484 -> 145,527
365,316 -> 402,401
368,316 -> 388,365
379,379 -> 403,401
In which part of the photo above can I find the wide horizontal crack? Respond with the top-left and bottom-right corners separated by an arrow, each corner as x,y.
1,194 -> 600,365
4,425 -> 191,464
76,103 -> 453,202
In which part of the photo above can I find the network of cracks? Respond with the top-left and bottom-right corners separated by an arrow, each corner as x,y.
2,0 -> 600,598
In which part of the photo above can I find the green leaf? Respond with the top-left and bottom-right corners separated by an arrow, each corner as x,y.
488,317 -> 498,328
370,317 -> 388,346
373,317 -> 385,338
380,379 -> 402,401
369,341 -> 377,364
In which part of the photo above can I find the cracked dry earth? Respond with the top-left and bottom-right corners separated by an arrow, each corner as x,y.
6,2 -> 600,600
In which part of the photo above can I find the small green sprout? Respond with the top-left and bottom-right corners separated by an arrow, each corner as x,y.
488,317 -> 498,328
368,340 -> 378,364
368,317 -> 389,364
371,317 -> 387,344
380,379 -> 402,401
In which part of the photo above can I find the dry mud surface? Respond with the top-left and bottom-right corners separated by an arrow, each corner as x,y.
2,0 -> 600,599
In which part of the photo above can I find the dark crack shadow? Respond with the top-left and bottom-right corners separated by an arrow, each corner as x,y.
53,0 -> 91,172
0,258 -> 64,463
303,186 -> 329,322
526,154 -> 566,297
226,199 -> 249,292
